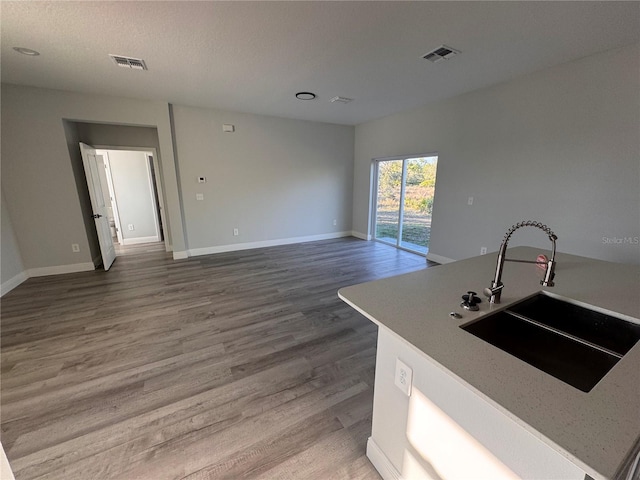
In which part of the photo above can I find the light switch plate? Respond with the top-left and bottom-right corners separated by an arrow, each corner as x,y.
395,358 -> 413,396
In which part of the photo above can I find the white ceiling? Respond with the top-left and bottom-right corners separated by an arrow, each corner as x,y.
2,1 -> 639,125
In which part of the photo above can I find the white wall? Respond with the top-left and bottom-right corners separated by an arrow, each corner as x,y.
354,43 -> 640,264
106,150 -> 159,243
171,105 -> 354,252
1,84 -> 354,272
0,84 -> 186,270
1,191 -> 26,295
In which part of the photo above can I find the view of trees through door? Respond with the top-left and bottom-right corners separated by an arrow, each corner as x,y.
374,155 -> 438,255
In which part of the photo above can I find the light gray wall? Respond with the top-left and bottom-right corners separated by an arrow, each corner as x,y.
0,84 -> 186,270
107,150 -> 158,241
354,43 -> 640,264
1,191 -> 25,285
171,105 -> 354,250
76,123 -> 160,149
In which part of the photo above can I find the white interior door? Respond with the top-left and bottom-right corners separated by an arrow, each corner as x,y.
100,152 -> 124,244
79,143 -> 116,270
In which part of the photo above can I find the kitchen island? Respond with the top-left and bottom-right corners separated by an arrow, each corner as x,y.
338,247 -> 640,480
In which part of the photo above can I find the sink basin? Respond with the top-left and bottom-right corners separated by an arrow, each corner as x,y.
461,293 -> 640,392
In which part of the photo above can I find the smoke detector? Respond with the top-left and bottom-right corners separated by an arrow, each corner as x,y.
109,54 -> 147,70
422,45 -> 460,63
330,96 -> 353,104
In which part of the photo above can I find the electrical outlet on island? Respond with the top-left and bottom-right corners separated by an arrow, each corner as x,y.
395,358 -> 413,396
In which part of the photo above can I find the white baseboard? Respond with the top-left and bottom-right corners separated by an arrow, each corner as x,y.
188,231 -> 353,258
28,262 -> 95,278
0,271 -> 28,297
1,261 -> 98,296
121,236 -> 161,246
172,251 -> 188,260
351,231 -> 372,241
426,252 -> 455,264
367,437 -> 402,480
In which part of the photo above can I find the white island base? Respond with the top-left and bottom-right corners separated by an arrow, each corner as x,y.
367,326 -> 586,480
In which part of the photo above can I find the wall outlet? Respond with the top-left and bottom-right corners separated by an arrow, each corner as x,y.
467,196 -> 474,206
333,219 -> 337,226
196,193 -> 204,201
481,247 -> 487,255
394,358 -> 413,396
233,228 -> 239,236
128,224 -> 134,231
71,244 -> 80,253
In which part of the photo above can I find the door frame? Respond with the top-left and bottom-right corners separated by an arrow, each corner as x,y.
145,153 -> 164,243
94,145 -> 169,251
371,152 -> 439,256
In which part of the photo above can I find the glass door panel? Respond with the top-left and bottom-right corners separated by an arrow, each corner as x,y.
374,156 -> 438,256
400,157 -> 437,254
375,159 -> 403,245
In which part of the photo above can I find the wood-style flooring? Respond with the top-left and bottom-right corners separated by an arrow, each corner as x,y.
1,238 -> 434,479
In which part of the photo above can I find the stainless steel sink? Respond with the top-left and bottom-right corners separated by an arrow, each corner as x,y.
461,293 -> 640,392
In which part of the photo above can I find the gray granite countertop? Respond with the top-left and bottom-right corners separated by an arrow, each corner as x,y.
338,247 -> 640,480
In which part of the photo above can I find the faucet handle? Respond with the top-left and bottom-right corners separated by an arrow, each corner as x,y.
484,283 -> 504,299
462,291 -> 481,304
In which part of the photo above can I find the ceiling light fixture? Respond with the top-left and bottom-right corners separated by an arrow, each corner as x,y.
295,92 -> 316,100
13,47 -> 40,56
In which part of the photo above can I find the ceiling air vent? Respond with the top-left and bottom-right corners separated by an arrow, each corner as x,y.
422,45 -> 460,63
109,54 -> 147,70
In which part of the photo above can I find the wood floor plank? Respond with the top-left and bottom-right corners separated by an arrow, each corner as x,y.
1,238 -> 433,479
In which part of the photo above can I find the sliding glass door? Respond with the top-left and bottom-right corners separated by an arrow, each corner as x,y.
374,155 -> 438,255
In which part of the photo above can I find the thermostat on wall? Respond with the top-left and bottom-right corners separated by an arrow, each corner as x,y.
223,124 -> 235,132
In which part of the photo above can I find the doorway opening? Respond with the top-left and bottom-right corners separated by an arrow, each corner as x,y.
373,155 -> 438,255
79,142 -> 167,270
95,148 -> 164,249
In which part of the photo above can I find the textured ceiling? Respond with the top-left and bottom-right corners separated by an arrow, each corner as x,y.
2,1 -> 639,125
